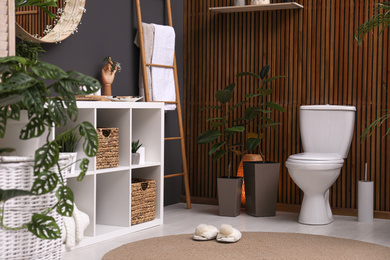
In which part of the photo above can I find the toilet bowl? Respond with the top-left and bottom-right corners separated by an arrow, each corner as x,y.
285,153 -> 344,224
285,105 -> 356,225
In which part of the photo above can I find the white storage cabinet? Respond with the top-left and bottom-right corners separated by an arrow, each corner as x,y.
58,101 -> 164,248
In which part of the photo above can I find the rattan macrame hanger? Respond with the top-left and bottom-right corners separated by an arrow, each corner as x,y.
135,0 -> 191,209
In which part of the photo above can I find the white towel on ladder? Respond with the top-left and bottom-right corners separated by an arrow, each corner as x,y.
151,24 -> 176,110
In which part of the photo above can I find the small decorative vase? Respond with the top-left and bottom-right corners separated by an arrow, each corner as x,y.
251,0 -> 270,5
61,152 -> 77,175
132,153 -> 140,165
234,0 -> 245,6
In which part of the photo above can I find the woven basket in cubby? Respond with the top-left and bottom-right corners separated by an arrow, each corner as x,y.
131,178 -> 156,225
0,154 -> 73,260
96,128 -> 119,169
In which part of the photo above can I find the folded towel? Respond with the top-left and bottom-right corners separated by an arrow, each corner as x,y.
135,23 -> 177,110
62,204 -> 90,248
134,23 -> 155,100
151,23 -> 176,110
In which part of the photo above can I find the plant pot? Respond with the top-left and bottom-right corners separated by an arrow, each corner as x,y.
0,111 -> 47,156
237,154 -> 263,207
61,152 -> 77,175
132,153 -> 140,165
217,176 -> 243,217
250,0 -> 270,5
243,161 -> 280,217
234,0 -> 245,6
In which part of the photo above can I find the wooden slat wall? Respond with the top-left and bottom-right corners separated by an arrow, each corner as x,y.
184,0 -> 390,213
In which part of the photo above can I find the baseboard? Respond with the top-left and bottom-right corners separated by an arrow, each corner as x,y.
181,196 -> 390,220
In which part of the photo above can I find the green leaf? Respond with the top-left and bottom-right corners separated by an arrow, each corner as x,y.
30,172 -> 59,195
225,83 -> 236,93
225,126 -> 245,132
206,117 -> 226,122
0,108 -> 6,138
260,65 -> 271,79
247,138 -> 261,152
27,214 -> 61,240
68,71 -> 101,95
77,158 -> 90,182
0,147 -> 15,154
263,75 -> 285,85
0,95 -> 24,107
34,141 -> 59,175
31,61 -> 68,80
0,188 -> 32,202
197,130 -> 222,144
257,88 -> 274,96
244,107 -> 271,120
215,90 -> 232,104
19,116 -> 45,140
212,150 -> 227,161
245,93 -> 263,98
210,121 -> 226,128
263,122 -> 281,129
201,106 -> 221,111
228,101 -> 248,112
209,141 -> 227,155
79,121 -> 99,157
265,102 -> 286,112
56,186 -> 74,217
236,71 -> 261,80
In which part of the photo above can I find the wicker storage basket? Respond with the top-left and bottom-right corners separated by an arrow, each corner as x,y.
96,128 -> 119,169
0,154 -> 73,260
131,179 -> 156,225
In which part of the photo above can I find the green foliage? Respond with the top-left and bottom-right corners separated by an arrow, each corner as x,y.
355,2 -> 390,45
238,65 -> 285,161
355,3 -> 390,142
56,129 -> 81,152
0,40 -> 101,239
132,140 -> 142,153
103,56 -> 122,73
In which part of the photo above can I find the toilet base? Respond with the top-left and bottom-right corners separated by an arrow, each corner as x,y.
298,190 -> 334,225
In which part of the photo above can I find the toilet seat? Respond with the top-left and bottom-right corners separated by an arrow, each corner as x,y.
287,153 -> 344,164
286,153 -> 344,170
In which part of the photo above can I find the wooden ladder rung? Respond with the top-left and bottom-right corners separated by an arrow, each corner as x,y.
165,173 -> 185,178
165,137 -> 182,141
146,63 -> 175,69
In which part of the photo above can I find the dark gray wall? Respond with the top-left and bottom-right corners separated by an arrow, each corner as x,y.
39,0 -> 184,205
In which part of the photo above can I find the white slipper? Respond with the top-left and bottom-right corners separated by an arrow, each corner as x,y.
216,224 -> 242,243
193,224 -> 219,241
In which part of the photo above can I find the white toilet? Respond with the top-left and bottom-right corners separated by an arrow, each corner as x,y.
285,105 -> 356,225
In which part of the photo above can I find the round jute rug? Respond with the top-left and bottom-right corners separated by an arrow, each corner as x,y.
102,232 -> 390,260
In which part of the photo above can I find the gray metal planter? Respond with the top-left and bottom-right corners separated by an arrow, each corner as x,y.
217,176 -> 243,217
243,161 -> 280,217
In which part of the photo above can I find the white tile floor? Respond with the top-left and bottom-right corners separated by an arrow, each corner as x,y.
62,203 -> 390,260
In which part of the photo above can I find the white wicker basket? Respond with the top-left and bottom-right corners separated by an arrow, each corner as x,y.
0,154 -> 73,260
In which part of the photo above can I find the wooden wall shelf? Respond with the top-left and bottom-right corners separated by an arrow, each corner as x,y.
209,2 -> 303,13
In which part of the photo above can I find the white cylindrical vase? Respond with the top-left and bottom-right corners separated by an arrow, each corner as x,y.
234,0 -> 245,6
358,181 -> 374,222
251,0 -> 270,5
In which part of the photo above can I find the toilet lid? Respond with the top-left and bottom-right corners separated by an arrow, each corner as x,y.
288,153 -> 344,164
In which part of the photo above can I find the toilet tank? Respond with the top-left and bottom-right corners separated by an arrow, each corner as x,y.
300,105 -> 356,158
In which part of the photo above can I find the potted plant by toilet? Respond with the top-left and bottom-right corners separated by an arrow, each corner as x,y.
236,65 -> 285,217
197,82 -> 250,217
132,140 -> 142,165
0,40 -> 100,259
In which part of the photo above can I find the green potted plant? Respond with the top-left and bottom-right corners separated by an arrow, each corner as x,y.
197,82 -> 248,217
237,65 -> 285,217
56,128 -> 81,174
0,40 -> 100,258
132,139 -> 142,165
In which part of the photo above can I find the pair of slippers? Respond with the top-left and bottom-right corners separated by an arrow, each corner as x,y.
193,224 -> 242,243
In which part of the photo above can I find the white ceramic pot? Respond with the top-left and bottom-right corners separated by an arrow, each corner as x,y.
61,152 -> 78,176
251,0 -> 270,5
0,111 -> 47,156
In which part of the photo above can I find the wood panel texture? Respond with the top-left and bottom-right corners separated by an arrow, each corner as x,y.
184,0 -> 390,215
